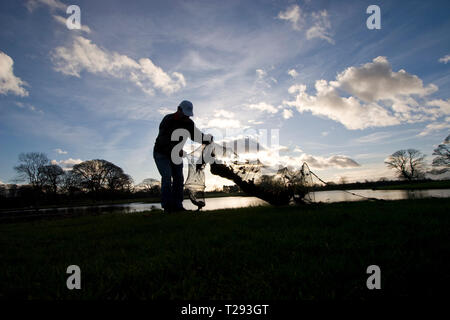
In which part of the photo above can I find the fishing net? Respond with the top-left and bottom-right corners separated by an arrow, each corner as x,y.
184,146 -> 207,210
184,142 -> 320,209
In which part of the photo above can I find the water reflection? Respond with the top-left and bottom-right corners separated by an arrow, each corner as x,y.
313,189 -> 450,203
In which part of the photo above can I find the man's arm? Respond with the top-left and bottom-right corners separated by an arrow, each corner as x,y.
187,120 -> 212,145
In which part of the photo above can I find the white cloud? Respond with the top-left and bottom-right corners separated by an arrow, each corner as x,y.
51,36 -> 186,96
15,102 -> 43,114
248,119 -> 264,125
439,54 -> 450,64
206,118 -> 242,129
299,154 -> 360,169
354,132 -> 394,143
282,109 -> 293,119
277,5 -> 304,31
0,52 -> 29,97
334,56 -> 437,102
283,57 -> 441,130
426,99 -> 450,116
51,158 -> 83,170
306,10 -> 334,44
26,0 -> 66,12
216,109 -> 235,118
194,111 -> 243,129
246,102 -> 278,114
157,107 -> 173,115
53,15 -> 91,33
54,148 -> 68,154
256,69 -> 267,79
278,6 -> 333,44
214,135 -> 359,171
287,69 -> 299,78
418,119 -> 450,137
139,58 -> 186,95
255,68 -> 277,89
178,51 -> 221,71
284,80 -> 400,130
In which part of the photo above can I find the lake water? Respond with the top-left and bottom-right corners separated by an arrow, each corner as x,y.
3,189 -> 450,218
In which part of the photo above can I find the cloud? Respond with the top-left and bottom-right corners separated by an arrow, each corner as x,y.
15,102 -> 44,114
207,118 -> 242,129
418,119 -> 450,136
216,110 -> 235,118
157,107 -> 173,115
26,0 -> 66,12
51,36 -> 186,95
439,54 -> 450,64
277,5 -> 304,31
426,99 -> 450,116
255,68 -> 277,89
248,119 -> 264,125
246,102 -> 278,114
177,51 -> 221,71
287,69 -> 299,78
284,80 -> 400,130
256,69 -> 267,79
306,10 -> 334,44
334,56 -> 437,102
214,134 -> 359,170
53,15 -> 91,33
278,5 -> 333,44
54,148 -> 68,154
354,132 -> 394,143
282,109 -> 293,119
0,52 -> 29,97
283,57 -> 441,130
193,109 -> 243,129
51,158 -> 83,170
298,154 -> 360,169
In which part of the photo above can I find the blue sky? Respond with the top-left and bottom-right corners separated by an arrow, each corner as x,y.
0,0 -> 449,188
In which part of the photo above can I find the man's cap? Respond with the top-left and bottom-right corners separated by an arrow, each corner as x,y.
179,100 -> 194,117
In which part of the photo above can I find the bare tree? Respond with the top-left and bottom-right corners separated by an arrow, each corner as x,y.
14,152 -> 49,188
431,135 -> 450,171
61,171 -> 80,195
106,170 -> 134,192
385,149 -> 426,181
138,178 -> 161,191
41,164 -> 65,194
71,159 -> 132,193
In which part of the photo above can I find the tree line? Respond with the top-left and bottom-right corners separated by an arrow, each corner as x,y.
0,152 -> 161,209
384,135 -> 449,181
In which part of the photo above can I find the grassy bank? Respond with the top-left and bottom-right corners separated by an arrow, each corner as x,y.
1,198 -> 449,300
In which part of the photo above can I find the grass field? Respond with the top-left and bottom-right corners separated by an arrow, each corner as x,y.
1,198 -> 449,300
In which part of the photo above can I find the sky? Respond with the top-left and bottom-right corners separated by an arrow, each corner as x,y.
0,0 -> 449,189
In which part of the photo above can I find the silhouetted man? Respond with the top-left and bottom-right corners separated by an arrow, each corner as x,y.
154,100 -> 212,213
